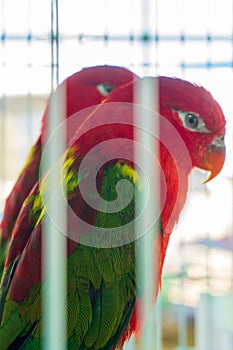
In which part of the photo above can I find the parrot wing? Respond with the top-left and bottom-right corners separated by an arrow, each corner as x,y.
0,137 -> 158,349
0,65 -> 138,280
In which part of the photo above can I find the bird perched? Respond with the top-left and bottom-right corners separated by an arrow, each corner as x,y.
0,76 -> 226,349
0,65 -> 138,276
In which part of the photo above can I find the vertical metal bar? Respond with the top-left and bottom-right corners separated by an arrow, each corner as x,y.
0,94 -> 7,213
42,87 -> 67,350
154,0 -> 159,75
153,3 -> 162,347
231,0 -> 233,308
26,0 -> 33,146
0,0 -> 7,212
178,0 -> 189,340
135,77 -> 159,350
42,1 -> 67,349
134,0 -> 161,349
177,243 -> 188,349
155,293 -> 162,350
140,0 -> 153,76
51,0 -> 59,90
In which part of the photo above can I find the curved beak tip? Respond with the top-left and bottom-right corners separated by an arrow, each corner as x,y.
201,150 -> 226,184
203,170 -> 218,184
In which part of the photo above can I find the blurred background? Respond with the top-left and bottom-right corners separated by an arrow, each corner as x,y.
0,0 -> 232,349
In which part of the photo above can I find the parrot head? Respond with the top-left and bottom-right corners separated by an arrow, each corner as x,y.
105,75 -> 226,182
159,76 -> 226,182
66,65 -> 138,116
41,65 -> 138,134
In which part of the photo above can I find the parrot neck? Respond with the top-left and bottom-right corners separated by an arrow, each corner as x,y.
160,143 -> 191,235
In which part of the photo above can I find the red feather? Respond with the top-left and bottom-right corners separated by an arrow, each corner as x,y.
0,66 -> 137,246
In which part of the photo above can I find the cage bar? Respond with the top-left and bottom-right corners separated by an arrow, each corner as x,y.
42,1 -> 67,350
134,77 -> 160,349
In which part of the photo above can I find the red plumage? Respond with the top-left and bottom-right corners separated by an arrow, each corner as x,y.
0,65 -> 137,249
0,74 -> 226,349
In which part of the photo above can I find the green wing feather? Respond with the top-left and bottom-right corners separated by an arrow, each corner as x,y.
0,155 -> 142,349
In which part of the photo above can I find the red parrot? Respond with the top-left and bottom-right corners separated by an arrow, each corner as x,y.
0,76 -> 226,349
0,65 -> 138,274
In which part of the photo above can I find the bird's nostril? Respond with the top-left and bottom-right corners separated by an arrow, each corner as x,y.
209,135 -> 225,151
220,135 -> 225,142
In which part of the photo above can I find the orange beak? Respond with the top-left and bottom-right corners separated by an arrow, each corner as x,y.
198,135 -> 226,183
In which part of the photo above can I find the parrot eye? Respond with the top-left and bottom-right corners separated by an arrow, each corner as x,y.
185,113 -> 199,129
176,110 -> 210,133
96,82 -> 115,96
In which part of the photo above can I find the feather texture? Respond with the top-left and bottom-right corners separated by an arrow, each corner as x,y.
0,74 -> 226,349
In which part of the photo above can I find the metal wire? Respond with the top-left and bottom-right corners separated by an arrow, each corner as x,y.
42,1 -> 67,350
135,77 -> 159,350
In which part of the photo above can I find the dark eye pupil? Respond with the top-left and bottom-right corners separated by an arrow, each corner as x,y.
185,113 -> 198,128
103,83 -> 114,93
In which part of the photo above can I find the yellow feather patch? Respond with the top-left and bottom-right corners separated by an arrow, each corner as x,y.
120,163 -> 140,186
